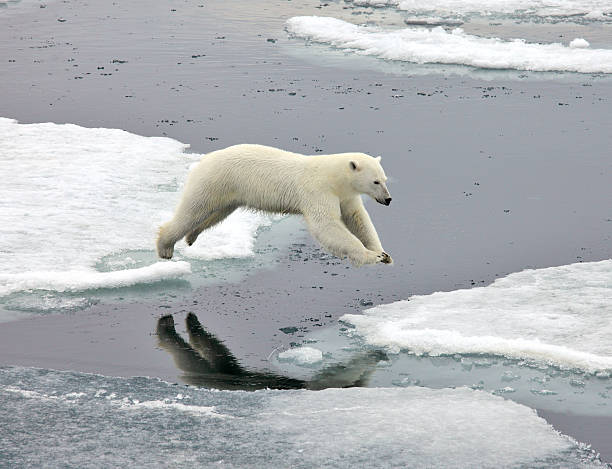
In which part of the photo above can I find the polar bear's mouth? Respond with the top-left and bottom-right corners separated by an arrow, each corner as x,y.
378,197 -> 392,206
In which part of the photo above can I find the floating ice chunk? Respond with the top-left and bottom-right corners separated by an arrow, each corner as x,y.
341,259 -> 612,373
570,38 -> 590,48
0,261 -> 191,295
286,16 -> 612,73
278,346 -> 324,365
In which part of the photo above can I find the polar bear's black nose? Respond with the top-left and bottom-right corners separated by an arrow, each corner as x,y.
384,197 -> 392,206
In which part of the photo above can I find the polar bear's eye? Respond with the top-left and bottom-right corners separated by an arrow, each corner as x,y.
373,180 -> 380,185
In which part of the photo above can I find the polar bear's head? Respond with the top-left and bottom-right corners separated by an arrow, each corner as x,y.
348,155 -> 392,205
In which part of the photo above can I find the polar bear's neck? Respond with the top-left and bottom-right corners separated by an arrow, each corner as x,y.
304,153 -> 362,200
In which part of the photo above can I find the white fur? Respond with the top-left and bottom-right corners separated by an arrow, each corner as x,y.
157,144 -> 392,266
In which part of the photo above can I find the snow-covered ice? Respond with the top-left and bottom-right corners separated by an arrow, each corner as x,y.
286,16 -> 612,73
0,366 -> 604,468
0,118 -> 271,307
0,261 -> 192,296
341,259 -> 612,374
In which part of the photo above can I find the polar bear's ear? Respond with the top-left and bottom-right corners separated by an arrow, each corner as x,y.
375,156 -> 382,162
349,161 -> 360,171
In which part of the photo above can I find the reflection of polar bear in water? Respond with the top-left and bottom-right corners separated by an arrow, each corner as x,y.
157,144 -> 392,266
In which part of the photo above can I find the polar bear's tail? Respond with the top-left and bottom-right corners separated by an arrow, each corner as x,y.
156,222 -> 176,259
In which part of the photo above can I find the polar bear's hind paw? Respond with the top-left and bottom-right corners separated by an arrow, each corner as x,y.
185,232 -> 198,246
156,233 -> 175,259
157,244 -> 175,260
156,224 -> 177,259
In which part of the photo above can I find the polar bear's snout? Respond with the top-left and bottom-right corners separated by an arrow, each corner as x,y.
375,195 -> 392,205
374,183 -> 392,205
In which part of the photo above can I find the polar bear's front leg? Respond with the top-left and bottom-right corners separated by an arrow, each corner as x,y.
341,198 -> 383,251
341,198 -> 392,265
304,211 -> 384,266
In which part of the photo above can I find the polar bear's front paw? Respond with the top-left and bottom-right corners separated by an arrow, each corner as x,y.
378,251 -> 393,264
357,249 -> 380,266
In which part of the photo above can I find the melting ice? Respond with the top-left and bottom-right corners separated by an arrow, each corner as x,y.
341,259 -> 612,374
0,118 -> 271,315
278,346 -> 324,365
0,366 -> 604,468
286,16 -> 612,73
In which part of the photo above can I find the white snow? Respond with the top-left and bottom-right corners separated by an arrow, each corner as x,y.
286,16 -> 612,73
278,346 -> 324,365
0,118 -> 269,298
341,259 -> 612,373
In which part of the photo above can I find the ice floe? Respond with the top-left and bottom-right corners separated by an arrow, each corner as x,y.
0,118 -> 270,301
0,366 -> 604,468
0,261 -> 191,296
286,16 -> 612,73
341,259 -> 612,373
345,0 -> 612,22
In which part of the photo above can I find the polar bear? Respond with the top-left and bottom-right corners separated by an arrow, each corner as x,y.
156,144 -> 392,266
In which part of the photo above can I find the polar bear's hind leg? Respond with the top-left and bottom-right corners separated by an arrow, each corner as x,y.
157,208 -> 215,259
157,222 -> 181,259
185,206 -> 237,246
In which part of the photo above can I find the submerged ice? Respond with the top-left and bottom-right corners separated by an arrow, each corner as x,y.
0,118 -> 271,312
286,16 -> 612,73
0,366 -> 604,468
341,259 -> 612,374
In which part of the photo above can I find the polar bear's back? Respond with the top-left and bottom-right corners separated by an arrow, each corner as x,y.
205,144 -> 303,167
189,144 -> 311,214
